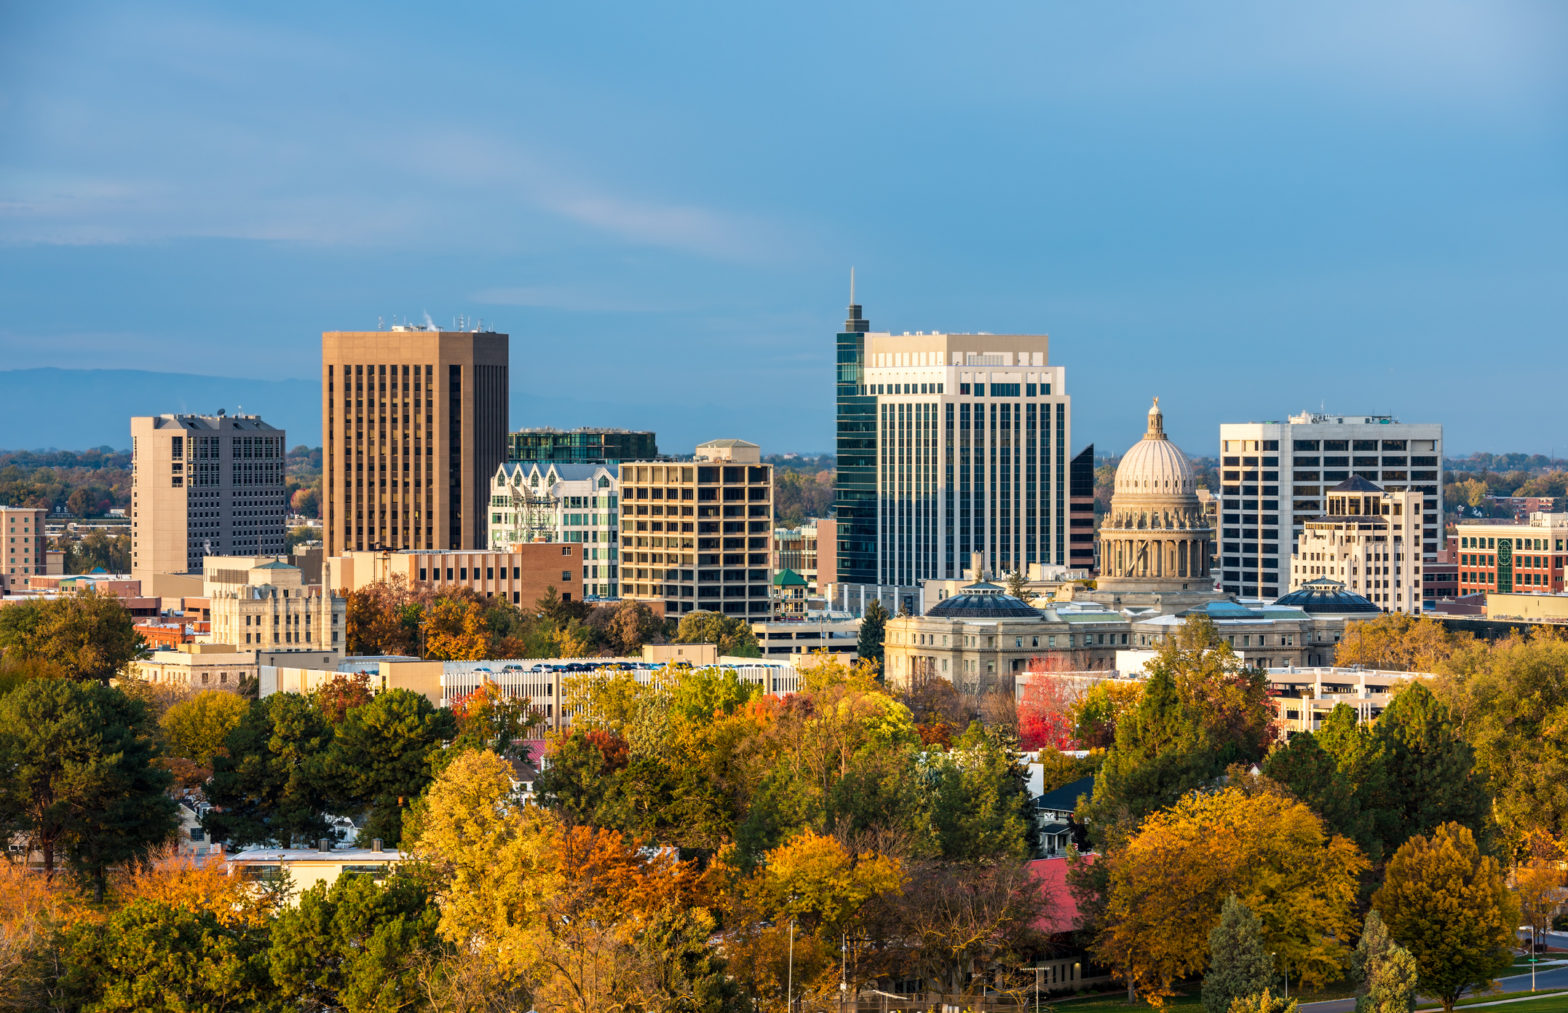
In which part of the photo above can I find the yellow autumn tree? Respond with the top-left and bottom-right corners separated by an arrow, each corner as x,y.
719,829 -> 904,1005
421,597 -> 492,660
1333,612 -> 1467,672
1094,785 -> 1367,1007
407,749 -> 726,1010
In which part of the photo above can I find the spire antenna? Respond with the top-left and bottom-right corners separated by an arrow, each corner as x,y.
850,266 -> 856,306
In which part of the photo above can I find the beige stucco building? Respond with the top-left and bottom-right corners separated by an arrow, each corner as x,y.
1290,477 -> 1423,613
203,556 -> 344,655
1,506 -> 46,592
322,327 -> 508,558
133,643 -> 259,693
619,440 -> 774,620
326,542 -> 583,606
885,586 -> 1130,694
130,413 -> 286,585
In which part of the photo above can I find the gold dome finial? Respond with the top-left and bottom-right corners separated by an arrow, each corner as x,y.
1146,397 -> 1166,439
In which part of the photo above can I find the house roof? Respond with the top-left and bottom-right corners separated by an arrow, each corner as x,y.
1029,854 -> 1095,935
1034,775 -> 1095,813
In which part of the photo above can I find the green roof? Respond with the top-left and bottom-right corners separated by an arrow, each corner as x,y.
773,568 -> 807,587
256,561 -> 298,570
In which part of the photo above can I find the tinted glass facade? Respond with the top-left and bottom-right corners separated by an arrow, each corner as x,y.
834,304 -> 877,585
507,428 -> 657,464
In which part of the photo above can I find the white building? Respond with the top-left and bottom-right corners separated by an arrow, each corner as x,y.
1290,477 -> 1423,613
202,555 -> 345,655
261,654 -> 804,733
1217,413 -> 1442,599
834,319 -> 1076,613
488,462 -> 620,598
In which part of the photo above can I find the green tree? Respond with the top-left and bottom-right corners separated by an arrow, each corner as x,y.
928,729 -> 1034,861
1373,683 -> 1491,854
205,693 -> 335,848
1352,910 -> 1419,1013
1228,990 -> 1297,1013
1372,823 -> 1517,1012
533,728 -> 626,825
675,610 -> 760,657
606,598 -> 661,655
325,688 -> 457,845
1433,633 -> 1568,849
1262,731 -> 1375,860
159,690 -> 251,768
0,680 -> 176,898
61,899 -> 276,1013
0,588 -> 145,683
1316,704 -> 1395,863
1004,569 -> 1029,599
1203,894 -> 1277,1013
857,599 -> 889,669
269,871 -> 443,1012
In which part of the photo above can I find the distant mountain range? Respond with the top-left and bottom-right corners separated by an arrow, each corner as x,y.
0,368 -> 794,453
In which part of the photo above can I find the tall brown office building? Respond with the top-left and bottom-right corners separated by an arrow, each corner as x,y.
322,327 -> 508,557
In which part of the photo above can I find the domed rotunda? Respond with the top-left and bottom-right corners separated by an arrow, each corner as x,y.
1097,398 -> 1214,594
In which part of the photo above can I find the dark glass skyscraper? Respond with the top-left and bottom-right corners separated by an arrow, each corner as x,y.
834,299 -> 877,586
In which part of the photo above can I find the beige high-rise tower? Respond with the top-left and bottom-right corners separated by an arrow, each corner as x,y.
130,413 -> 287,585
322,326 -> 508,557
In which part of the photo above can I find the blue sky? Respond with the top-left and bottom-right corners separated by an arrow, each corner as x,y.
2,1 -> 1565,455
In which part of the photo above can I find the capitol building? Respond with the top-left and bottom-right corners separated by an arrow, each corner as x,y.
1085,397 -> 1220,610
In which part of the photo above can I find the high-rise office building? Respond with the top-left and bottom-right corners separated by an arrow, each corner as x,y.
619,439 -> 774,620
1290,477 -> 1424,613
1218,413 -> 1442,599
131,413 -> 287,584
1069,445 -> 1096,572
507,427 -> 657,464
322,327 -> 508,557
833,301 -> 1074,607
1455,512 -> 1568,595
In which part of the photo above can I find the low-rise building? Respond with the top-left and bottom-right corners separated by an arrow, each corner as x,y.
1484,591 -> 1568,624
203,556 -> 344,656
751,614 -> 860,660
488,462 -> 620,597
1289,477 -> 1424,614
884,581 -> 1131,694
134,643 -> 258,692
227,842 -> 406,902
1455,513 -> 1568,596
772,568 -> 807,618
261,653 -> 803,733
327,543 -> 583,606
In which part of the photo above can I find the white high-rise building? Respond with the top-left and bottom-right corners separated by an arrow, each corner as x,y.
836,330 -> 1072,610
1289,477 -> 1424,613
488,462 -> 620,598
1218,413 -> 1442,599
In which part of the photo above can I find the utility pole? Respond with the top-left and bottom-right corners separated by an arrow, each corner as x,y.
787,916 -> 795,1013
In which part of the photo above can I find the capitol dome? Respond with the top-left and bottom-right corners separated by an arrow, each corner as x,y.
1114,398 -> 1197,496
925,580 -> 1042,619
1096,397 -> 1213,594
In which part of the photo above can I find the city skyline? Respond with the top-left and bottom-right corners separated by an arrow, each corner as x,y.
3,3 -> 1566,456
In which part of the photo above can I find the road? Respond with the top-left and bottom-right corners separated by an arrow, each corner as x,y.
1296,954 -> 1568,1013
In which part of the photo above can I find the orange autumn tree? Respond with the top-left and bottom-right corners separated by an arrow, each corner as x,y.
421,597 -> 493,661
1093,785 -> 1366,1007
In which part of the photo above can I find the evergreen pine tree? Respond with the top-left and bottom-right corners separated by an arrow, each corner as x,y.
857,599 -> 889,669
1203,894 -> 1277,1013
